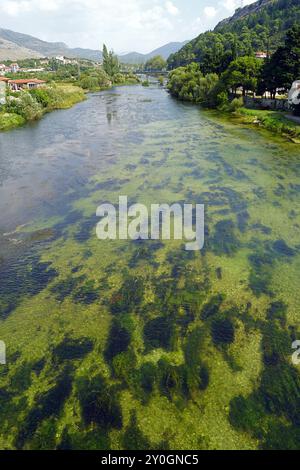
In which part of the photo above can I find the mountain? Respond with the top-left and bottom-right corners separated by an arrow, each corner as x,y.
119,41 -> 189,64
0,37 -> 42,61
0,28 -> 102,61
168,0 -> 300,69
216,0 -> 274,27
0,27 -> 187,64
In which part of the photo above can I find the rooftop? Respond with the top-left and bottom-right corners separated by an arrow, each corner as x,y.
8,79 -> 46,84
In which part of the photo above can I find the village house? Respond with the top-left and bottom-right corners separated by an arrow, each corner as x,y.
10,63 -> 20,73
55,55 -> 78,65
55,55 -> 66,64
0,64 -> 11,76
8,78 -> 46,91
0,62 -> 21,75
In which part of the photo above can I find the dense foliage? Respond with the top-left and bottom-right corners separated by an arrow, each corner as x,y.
102,44 -> 120,77
4,85 -> 85,122
168,0 -> 300,71
222,56 -> 263,96
78,69 -> 112,90
167,24 -> 300,120
259,25 -> 300,97
167,63 -> 223,107
144,55 -> 167,71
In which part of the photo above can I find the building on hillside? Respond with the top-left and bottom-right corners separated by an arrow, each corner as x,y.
8,78 -> 46,91
0,63 -> 20,74
0,64 -> 11,76
255,51 -> 268,60
10,63 -> 20,73
55,55 -> 66,63
55,56 -> 78,65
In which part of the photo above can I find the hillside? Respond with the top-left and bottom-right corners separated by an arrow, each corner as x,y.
0,28 -> 102,61
0,27 -> 187,64
168,0 -> 300,70
119,41 -> 188,64
0,37 -> 42,61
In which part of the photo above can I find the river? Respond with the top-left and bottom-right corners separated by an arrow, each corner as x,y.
0,84 -> 299,450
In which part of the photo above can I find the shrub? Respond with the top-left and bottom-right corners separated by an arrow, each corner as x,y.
79,76 -> 99,90
29,88 -> 51,108
228,97 -> 244,112
7,93 -> 43,121
0,112 -> 25,130
167,63 -> 228,109
113,73 -> 126,84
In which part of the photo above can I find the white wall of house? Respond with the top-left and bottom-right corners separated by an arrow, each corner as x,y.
0,82 -> 6,105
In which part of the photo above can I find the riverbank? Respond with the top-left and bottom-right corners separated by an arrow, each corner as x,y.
0,84 -> 86,132
0,112 -> 25,131
236,108 -> 300,143
167,62 -> 300,143
0,79 -> 141,132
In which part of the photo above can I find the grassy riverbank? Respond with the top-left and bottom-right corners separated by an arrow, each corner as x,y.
0,78 -> 140,132
236,108 -> 300,143
0,112 -> 25,131
0,84 -> 86,132
44,84 -> 86,110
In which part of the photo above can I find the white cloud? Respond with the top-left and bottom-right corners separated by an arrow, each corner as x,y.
0,0 -> 60,15
0,0 -> 180,51
0,0 -> 259,53
204,6 -> 217,18
1,1 -> 30,15
165,1 -> 179,16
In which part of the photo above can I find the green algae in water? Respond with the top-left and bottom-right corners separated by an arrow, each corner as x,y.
0,86 -> 300,450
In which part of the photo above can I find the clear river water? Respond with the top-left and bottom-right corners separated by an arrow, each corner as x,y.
0,84 -> 300,450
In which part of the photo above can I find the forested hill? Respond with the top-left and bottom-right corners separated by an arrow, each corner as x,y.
167,0 -> 300,71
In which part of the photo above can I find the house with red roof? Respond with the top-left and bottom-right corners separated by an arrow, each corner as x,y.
8,78 -> 46,91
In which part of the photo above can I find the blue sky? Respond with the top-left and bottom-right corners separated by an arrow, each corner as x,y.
0,0 -> 256,53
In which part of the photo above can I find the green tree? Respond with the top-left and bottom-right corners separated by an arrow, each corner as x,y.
168,0 -> 300,72
222,56 -> 262,96
259,25 -> 300,97
102,44 -> 120,77
144,55 -> 167,71
167,62 -> 224,107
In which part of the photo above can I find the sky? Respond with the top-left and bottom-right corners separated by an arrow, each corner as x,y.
0,0 -> 257,53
